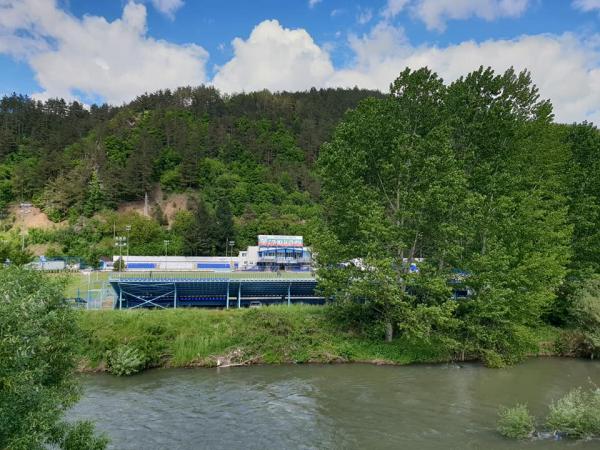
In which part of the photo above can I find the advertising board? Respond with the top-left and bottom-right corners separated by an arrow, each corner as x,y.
258,235 -> 303,248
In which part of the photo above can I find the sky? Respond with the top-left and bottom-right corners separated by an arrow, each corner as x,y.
0,0 -> 599,123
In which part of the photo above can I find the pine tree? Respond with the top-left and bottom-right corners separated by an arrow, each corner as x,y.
212,197 -> 234,255
83,170 -> 105,217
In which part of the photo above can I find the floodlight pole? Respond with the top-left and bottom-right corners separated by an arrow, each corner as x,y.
163,240 -> 170,271
125,225 -> 131,268
229,240 -> 235,270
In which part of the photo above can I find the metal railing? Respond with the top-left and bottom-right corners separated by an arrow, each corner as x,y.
109,271 -> 315,281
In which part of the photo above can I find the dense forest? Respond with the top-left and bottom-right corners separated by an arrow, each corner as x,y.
0,87 -> 381,261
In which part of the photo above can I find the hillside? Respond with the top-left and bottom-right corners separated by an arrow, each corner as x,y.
0,87 -> 382,263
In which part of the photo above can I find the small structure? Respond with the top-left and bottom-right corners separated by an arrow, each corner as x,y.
27,256 -> 81,272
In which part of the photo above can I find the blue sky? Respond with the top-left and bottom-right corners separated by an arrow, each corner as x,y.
1,0 -> 600,123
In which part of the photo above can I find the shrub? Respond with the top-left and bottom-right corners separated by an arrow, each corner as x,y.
546,387 -> 600,438
497,404 -> 535,439
569,275 -> 600,359
106,345 -> 146,376
481,349 -> 506,368
51,421 -> 109,450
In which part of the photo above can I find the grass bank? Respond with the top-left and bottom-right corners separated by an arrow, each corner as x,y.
76,305 -> 461,371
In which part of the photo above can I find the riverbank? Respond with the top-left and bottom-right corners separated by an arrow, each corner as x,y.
76,305 -> 565,373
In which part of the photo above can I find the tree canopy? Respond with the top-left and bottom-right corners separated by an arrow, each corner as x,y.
316,67 -> 585,365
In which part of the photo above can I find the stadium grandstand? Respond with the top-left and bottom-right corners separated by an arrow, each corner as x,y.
107,235 -> 321,309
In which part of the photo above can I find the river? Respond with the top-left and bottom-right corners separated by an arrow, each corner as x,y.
71,358 -> 599,449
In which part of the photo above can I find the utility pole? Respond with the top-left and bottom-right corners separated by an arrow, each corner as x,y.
229,240 -> 235,270
125,224 -> 131,268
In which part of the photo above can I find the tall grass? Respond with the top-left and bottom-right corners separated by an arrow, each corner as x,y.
498,387 -> 600,440
546,387 -> 600,438
76,305 -> 456,372
497,404 -> 535,439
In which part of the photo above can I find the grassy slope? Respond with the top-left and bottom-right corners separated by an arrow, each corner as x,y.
76,305 -> 562,371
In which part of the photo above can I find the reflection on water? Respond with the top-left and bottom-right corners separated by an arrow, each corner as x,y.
71,358 -> 600,450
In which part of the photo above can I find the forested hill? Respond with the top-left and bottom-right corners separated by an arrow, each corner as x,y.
0,87 -> 381,256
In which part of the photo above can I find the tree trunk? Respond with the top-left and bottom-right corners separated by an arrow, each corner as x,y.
385,321 -> 393,342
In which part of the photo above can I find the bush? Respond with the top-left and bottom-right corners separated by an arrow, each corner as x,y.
569,275 -> 600,359
546,387 -> 600,438
51,421 -> 109,450
497,404 -> 535,439
106,345 -> 146,376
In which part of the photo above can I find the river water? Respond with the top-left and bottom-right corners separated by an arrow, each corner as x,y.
71,358 -> 599,450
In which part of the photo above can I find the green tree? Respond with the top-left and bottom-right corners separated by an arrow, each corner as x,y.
212,197 -> 235,254
317,67 -> 571,361
0,267 -> 107,450
447,68 -> 571,363
569,275 -> 600,359
172,197 -> 213,255
317,68 -> 467,342
83,170 -> 106,217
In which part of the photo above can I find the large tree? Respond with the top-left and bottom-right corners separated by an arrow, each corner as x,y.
317,68 -> 470,342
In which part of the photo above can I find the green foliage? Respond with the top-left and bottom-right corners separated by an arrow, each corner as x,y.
546,387 -> 600,438
51,421 -> 109,450
159,168 -> 182,192
83,170 -> 106,217
0,233 -> 33,266
317,66 -> 572,365
104,135 -> 132,166
565,123 -> 600,275
106,345 -> 146,376
0,267 -> 106,450
113,257 -> 125,271
569,275 -> 600,359
497,404 -> 535,439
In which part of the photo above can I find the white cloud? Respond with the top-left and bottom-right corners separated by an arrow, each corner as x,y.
357,8 -> 373,25
382,0 -> 530,31
212,18 -> 600,123
212,20 -> 334,93
308,0 -> 322,8
330,24 -> 600,123
0,0 -> 208,104
382,0 -> 411,19
150,0 -> 184,19
573,0 -> 600,11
